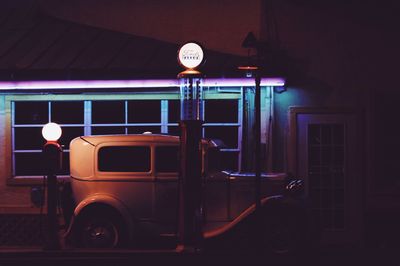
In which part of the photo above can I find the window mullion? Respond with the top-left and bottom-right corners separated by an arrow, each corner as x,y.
84,101 -> 92,135
161,100 -> 168,134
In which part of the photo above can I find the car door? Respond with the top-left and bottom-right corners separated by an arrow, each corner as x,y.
154,145 -> 180,233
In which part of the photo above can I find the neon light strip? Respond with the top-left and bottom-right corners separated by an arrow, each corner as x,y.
0,78 -> 285,90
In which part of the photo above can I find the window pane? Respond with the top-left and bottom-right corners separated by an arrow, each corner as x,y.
92,126 -> 125,135
59,127 -> 84,149
98,146 -> 150,172
14,127 -> 44,150
51,102 -> 84,124
308,124 -> 320,145
204,126 -> 238,148
92,101 -> 125,124
60,151 -> 70,175
168,100 -> 180,123
127,126 -> 161,134
220,151 -> 239,171
155,146 -> 179,173
14,102 -> 48,124
128,100 -> 160,123
168,126 -> 180,136
205,100 -> 238,123
15,153 -> 44,176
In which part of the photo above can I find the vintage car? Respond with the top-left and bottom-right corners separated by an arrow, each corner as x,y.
65,134 -> 310,253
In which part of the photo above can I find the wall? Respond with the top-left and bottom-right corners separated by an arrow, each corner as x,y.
0,96 -> 33,212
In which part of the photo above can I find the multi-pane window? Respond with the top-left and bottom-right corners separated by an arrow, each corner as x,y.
91,100 -> 162,135
204,99 -> 240,171
13,101 -> 83,176
11,97 -> 241,177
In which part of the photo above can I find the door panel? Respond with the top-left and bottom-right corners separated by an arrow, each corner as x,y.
297,113 -> 361,244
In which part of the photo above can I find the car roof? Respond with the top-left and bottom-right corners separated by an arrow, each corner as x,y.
80,134 -> 180,146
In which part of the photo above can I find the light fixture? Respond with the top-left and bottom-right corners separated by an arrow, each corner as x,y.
42,122 -> 62,142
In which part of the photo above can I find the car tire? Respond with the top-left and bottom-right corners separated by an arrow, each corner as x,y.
75,208 -> 127,248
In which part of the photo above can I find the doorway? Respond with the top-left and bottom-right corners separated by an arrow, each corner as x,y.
289,108 -> 363,245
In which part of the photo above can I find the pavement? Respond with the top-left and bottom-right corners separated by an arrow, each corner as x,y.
0,246 -> 398,266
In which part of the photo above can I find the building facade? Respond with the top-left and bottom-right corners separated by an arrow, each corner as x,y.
0,0 -> 399,248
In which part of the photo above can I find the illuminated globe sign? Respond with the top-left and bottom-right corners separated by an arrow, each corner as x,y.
178,42 -> 204,69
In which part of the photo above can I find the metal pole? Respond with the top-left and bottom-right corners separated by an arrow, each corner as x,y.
177,74 -> 204,252
43,142 -> 61,250
178,119 -> 203,251
255,74 -> 261,210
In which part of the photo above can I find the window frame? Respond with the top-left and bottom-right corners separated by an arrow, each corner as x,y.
6,91 -> 243,185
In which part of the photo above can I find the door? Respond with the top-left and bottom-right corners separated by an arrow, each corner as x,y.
297,112 -> 362,245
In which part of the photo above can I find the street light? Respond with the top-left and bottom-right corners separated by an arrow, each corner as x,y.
238,32 -> 262,211
42,122 -> 62,250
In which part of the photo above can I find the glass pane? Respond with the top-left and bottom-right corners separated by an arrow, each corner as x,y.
308,147 -> 321,165
308,172 -> 320,189
155,146 -> 179,173
51,101 -> 84,124
59,127 -> 84,149
204,126 -> 238,148
308,124 -> 320,145
333,209 -> 345,229
127,126 -> 161,134
92,126 -> 125,135
321,125 -> 331,145
14,127 -> 44,150
167,126 -> 180,136
332,124 -> 344,145
59,151 -> 70,175
92,101 -> 125,124
321,147 -> 331,165
128,100 -> 160,123
321,209 -> 333,229
219,151 -> 239,171
98,146 -> 150,172
168,100 -> 180,123
15,153 -> 44,176
205,100 -> 238,123
14,102 -> 48,124
321,189 -> 333,208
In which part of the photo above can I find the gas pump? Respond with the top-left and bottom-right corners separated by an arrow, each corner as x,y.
176,42 -> 205,252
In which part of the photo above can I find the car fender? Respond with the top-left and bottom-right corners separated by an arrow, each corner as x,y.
204,195 -> 290,239
65,193 -> 134,241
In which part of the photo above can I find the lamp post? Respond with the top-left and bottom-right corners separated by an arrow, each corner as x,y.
239,32 -> 262,210
176,42 -> 204,252
42,122 -> 62,250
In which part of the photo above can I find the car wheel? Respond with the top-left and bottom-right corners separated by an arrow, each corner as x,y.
76,210 -> 126,248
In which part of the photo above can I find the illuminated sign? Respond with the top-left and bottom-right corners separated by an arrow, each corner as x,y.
178,42 -> 204,69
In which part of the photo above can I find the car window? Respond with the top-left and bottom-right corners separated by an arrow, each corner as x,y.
155,146 -> 179,173
98,146 -> 150,172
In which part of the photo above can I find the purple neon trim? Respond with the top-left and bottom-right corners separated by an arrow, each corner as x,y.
0,78 -> 285,90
